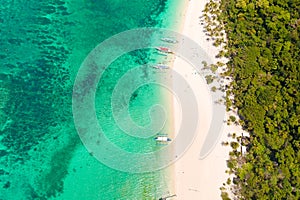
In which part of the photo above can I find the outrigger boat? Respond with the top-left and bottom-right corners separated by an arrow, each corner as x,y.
155,136 -> 171,142
159,194 -> 177,200
161,37 -> 178,44
154,134 -> 171,144
156,51 -> 168,56
155,46 -> 173,54
152,64 -> 169,70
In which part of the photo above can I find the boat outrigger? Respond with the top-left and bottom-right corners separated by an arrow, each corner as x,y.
155,46 -> 173,54
161,37 -> 178,44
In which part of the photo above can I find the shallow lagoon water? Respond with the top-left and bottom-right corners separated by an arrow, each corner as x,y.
0,0 -> 181,199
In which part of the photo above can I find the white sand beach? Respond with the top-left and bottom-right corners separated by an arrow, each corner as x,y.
166,0 -> 242,199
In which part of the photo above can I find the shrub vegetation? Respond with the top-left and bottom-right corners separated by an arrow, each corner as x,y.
204,0 -> 300,199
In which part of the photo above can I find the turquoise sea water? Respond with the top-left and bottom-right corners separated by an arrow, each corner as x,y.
0,0 -> 181,199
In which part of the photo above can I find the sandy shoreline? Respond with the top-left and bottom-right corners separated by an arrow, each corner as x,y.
165,0 -> 235,199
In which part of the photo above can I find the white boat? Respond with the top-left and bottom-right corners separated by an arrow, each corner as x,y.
155,136 -> 171,142
154,134 -> 172,143
161,37 -> 178,44
152,64 -> 169,70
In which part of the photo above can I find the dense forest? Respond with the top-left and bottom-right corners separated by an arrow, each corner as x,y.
203,0 -> 300,199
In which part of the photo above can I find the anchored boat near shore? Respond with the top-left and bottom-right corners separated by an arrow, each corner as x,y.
161,37 -> 178,44
151,64 -> 170,70
159,194 -> 176,200
155,46 -> 173,54
154,134 -> 172,145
